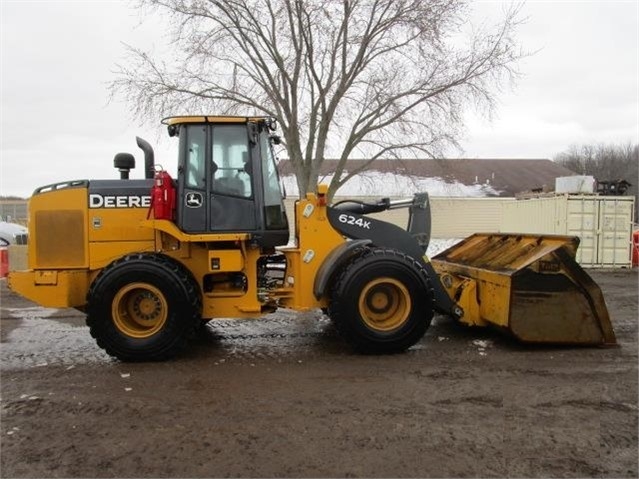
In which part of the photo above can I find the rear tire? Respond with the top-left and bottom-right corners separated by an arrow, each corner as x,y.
329,248 -> 434,354
86,253 -> 202,361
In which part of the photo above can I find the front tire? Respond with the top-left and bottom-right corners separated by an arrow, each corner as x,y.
86,253 -> 202,361
329,248 -> 434,354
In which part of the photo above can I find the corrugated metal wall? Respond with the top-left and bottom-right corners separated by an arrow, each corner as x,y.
429,198 -> 503,238
501,197 -> 567,234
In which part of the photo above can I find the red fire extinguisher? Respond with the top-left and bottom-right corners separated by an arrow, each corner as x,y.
148,169 -> 176,220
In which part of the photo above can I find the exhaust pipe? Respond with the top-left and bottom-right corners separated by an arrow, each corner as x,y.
136,137 -> 155,179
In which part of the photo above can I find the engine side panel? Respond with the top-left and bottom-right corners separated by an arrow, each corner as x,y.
87,180 -> 156,269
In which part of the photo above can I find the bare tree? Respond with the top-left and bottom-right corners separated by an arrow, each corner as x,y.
113,0 -> 524,199
555,143 -> 638,181
555,142 -> 638,221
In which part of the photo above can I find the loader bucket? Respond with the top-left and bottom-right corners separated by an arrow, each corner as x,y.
431,233 -> 616,345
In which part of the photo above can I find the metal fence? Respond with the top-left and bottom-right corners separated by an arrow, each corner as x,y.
0,201 -> 28,224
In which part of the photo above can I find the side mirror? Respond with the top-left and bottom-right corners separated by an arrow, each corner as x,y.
167,124 -> 179,137
266,117 -> 278,131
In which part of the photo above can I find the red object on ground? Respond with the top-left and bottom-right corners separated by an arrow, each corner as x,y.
148,170 -> 176,220
0,247 -> 8,278
632,230 -> 639,267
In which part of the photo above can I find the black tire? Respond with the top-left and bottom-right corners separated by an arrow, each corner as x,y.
328,248 -> 434,354
86,253 -> 202,361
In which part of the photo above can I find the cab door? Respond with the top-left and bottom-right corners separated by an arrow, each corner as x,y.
177,123 -> 257,233
178,124 -> 208,233
208,124 -> 257,232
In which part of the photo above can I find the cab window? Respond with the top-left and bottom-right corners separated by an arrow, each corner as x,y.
260,130 -> 287,229
211,125 -> 252,198
185,126 -> 206,190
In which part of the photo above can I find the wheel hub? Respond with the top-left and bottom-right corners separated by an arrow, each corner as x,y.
366,285 -> 393,314
359,277 -> 411,332
112,282 -> 169,338
133,293 -> 162,320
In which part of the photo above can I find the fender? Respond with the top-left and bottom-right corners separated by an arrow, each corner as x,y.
313,239 -> 371,300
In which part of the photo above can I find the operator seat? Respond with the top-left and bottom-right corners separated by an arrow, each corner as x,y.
214,176 -> 245,196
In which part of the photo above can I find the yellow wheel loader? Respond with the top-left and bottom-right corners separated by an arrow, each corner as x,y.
8,116 -> 616,361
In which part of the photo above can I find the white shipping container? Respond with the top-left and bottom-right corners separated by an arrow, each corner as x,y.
501,196 -> 567,235
555,175 -> 596,194
501,195 -> 635,268
429,197 -> 503,239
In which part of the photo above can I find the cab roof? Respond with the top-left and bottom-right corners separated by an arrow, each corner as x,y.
161,116 -> 269,126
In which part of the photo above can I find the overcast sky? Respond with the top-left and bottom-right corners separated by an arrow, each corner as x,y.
1,0 -> 637,198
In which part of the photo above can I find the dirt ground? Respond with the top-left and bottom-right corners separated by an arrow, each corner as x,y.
0,269 -> 637,478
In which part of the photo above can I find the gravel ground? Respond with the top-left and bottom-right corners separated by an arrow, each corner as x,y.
0,269 -> 637,478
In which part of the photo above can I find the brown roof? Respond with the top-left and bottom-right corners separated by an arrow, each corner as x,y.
278,159 -> 576,197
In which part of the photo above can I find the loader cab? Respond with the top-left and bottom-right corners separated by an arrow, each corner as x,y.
165,116 -> 289,248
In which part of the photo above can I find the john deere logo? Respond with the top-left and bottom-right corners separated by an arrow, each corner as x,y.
89,194 -> 151,209
186,192 -> 203,208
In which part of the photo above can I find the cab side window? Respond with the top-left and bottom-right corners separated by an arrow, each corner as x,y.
185,126 -> 206,190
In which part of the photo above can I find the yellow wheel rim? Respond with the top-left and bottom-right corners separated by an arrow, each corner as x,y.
358,277 -> 411,332
112,282 -> 168,338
